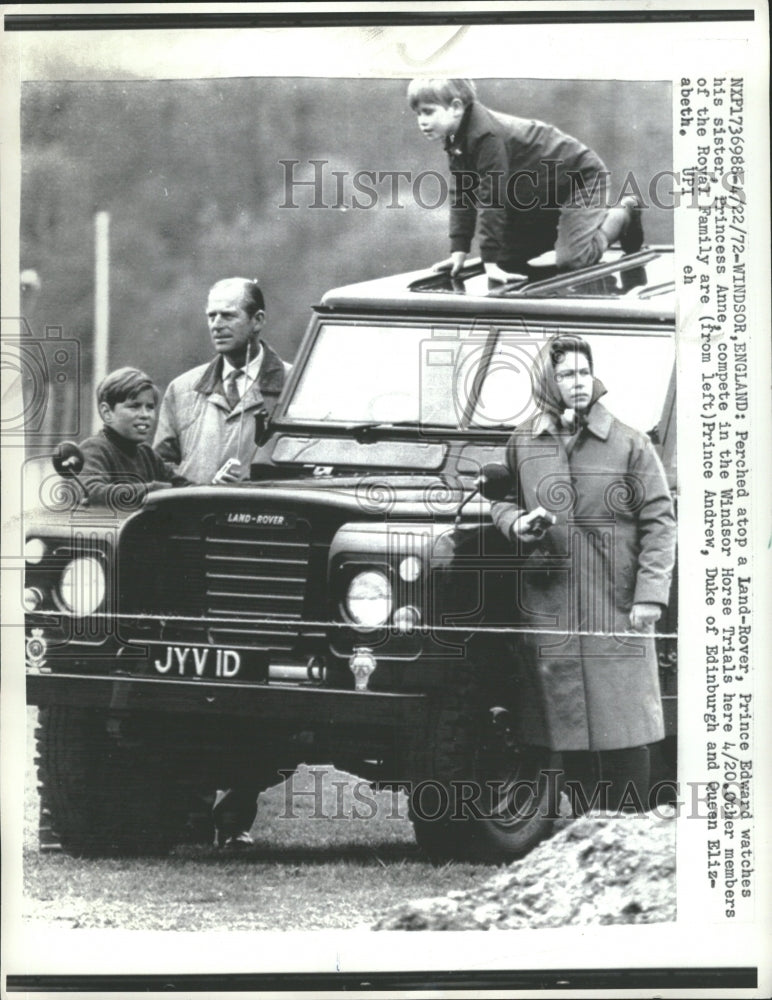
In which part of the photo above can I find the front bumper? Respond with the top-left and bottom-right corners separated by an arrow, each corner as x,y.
26,671 -> 428,730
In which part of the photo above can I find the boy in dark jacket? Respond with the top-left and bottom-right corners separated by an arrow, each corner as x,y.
407,78 -> 643,280
79,367 -> 189,508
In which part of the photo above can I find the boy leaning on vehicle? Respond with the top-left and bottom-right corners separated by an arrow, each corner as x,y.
78,367 -> 189,509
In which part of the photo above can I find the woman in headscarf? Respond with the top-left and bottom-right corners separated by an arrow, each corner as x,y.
490,334 -> 676,812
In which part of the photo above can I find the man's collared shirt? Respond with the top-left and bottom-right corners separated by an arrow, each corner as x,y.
221,344 -> 264,401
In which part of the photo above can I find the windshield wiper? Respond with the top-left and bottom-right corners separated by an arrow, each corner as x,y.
470,423 -> 516,431
346,420 -> 457,442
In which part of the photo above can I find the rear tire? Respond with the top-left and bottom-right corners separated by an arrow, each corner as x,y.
35,706 -> 180,857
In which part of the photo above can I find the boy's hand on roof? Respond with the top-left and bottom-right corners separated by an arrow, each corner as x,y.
484,262 -> 526,284
432,251 -> 467,276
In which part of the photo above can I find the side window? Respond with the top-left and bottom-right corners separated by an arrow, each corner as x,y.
583,333 -> 674,436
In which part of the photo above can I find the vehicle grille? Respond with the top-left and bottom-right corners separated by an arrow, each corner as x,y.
119,511 -> 313,652
202,523 -> 310,648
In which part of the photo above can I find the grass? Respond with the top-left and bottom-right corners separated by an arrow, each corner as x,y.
21,711 -> 499,931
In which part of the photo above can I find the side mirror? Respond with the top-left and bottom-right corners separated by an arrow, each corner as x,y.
53,441 -> 85,478
454,462 -> 511,527
478,463 -> 511,501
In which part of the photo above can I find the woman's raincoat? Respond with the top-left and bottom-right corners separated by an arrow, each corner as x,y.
490,341 -> 676,751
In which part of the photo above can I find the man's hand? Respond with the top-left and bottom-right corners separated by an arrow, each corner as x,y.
212,458 -> 243,484
629,603 -> 662,632
511,506 -> 555,540
484,261 -> 527,284
432,251 -> 468,277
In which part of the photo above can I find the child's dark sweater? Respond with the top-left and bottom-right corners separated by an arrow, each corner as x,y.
79,426 -> 189,508
445,101 -> 607,264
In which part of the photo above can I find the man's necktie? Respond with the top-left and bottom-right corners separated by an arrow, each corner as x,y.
224,369 -> 243,410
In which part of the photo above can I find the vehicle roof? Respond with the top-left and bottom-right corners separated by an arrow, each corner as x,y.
319,247 -> 674,323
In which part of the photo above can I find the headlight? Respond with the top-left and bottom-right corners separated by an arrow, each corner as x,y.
345,570 -> 392,627
57,557 -> 106,615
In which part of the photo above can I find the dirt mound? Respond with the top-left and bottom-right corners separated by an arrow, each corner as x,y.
374,810 -> 676,930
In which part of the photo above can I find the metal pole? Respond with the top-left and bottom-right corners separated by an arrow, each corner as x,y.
92,211 -> 110,434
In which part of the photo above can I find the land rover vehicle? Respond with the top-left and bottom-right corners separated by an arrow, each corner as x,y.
24,249 -> 677,862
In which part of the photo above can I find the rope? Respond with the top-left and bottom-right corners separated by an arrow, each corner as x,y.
28,609 -> 678,639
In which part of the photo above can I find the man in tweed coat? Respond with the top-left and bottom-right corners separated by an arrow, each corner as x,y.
155,277 -> 291,484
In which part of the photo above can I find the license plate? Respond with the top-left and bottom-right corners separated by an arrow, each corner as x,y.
152,645 -> 248,680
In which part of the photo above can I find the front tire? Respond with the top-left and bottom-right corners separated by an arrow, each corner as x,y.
35,706 -> 180,857
408,671 -> 559,863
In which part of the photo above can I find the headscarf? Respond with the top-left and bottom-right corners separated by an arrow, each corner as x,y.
531,335 -> 607,431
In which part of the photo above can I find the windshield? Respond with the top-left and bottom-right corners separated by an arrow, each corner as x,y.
286,323 -> 480,427
286,321 -> 674,436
